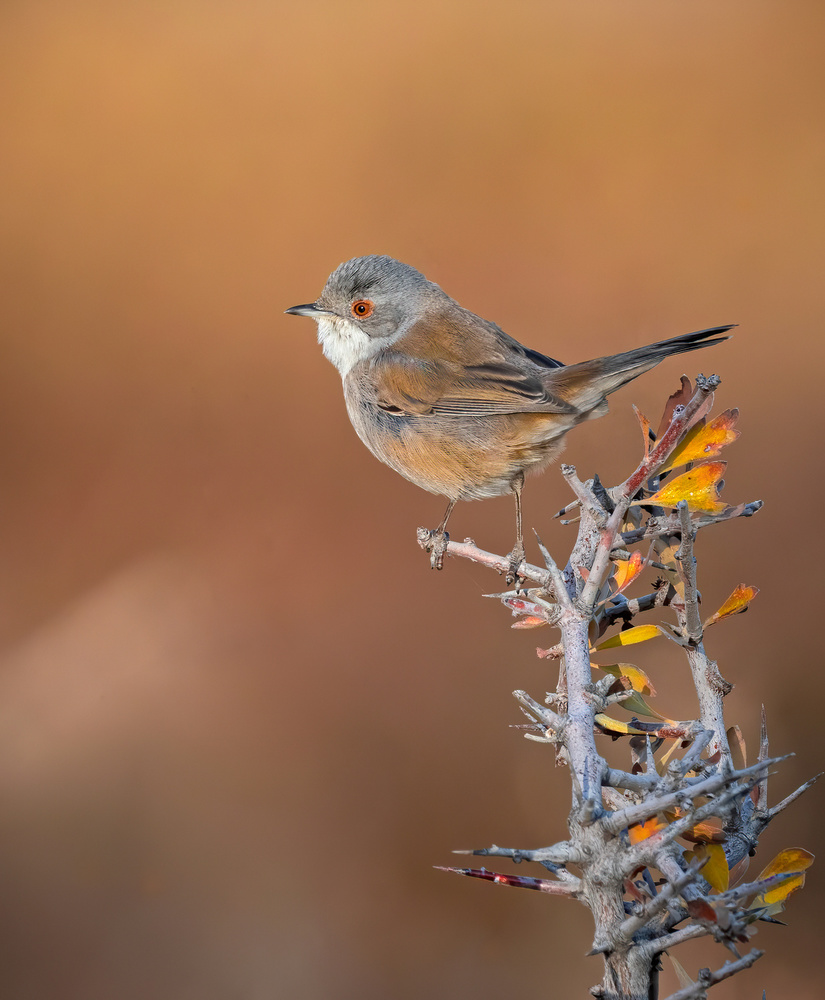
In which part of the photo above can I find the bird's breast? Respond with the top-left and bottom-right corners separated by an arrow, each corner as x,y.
342,374 -> 572,500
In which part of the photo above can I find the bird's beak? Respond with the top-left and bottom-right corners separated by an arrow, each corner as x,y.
284,302 -> 335,318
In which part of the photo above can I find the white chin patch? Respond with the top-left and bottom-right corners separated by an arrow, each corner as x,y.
317,316 -> 382,375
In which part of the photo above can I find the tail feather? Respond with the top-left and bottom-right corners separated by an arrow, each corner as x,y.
550,324 -> 735,411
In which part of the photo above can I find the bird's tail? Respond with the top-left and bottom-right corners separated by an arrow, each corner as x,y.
548,325 -> 735,413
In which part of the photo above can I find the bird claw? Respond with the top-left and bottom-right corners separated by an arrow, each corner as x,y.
506,543 -> 527,592
422,528 -> 450,570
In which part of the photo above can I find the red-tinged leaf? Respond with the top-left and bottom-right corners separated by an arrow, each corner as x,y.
512,615 -> 548,629
594,625 -> 663,651
727,725 -> 747,770
642,462 -> 729,514
656,376 -> 693,440
658,409 -> 741,474
686,897 -> 719,922
704,585 -> 760,628
634,405 -> 652,457
611,551 -> 645,595
751,848 -> 814,915
598,663 -> 657,697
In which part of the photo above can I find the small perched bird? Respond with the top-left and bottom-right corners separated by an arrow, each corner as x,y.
286,255 -> 732,579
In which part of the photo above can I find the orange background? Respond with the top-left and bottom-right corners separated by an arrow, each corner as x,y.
1,2 -> 822,997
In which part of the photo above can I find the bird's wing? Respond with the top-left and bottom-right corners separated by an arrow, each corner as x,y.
368,313 -> 576,416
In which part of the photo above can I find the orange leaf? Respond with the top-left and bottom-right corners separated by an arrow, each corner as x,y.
594,625 -> 663,651
659,409 -> 740,474
704,584 -> 760,627
642,462 -> 729,514
611,551 -> 645,595
629,816 -> 666,844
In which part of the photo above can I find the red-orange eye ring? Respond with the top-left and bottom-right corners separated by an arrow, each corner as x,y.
351,299 -> 374,318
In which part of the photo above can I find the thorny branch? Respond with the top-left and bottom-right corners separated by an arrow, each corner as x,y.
420,376 -> 815,1000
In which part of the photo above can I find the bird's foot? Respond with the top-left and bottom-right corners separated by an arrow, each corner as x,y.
506,541 -> 527,592
418,526 -> 450,570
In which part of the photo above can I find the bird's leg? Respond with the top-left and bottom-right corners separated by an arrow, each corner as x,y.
506,473 -> 527,589
423,499 -> 457,570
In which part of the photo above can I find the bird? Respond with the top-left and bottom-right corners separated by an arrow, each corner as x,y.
286,255 -> 732,581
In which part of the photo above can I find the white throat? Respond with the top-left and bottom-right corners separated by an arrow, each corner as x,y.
317,316 -> 383,375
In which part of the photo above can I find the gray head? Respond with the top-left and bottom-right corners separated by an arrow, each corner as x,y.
286,255 -> 451,374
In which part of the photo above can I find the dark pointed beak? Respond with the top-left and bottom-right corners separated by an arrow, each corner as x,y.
284,302 -> 335,318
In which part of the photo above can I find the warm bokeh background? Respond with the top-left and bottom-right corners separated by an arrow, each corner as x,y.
1,2 -> 822,997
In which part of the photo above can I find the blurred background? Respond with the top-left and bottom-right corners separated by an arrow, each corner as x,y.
0,1 -> 822,997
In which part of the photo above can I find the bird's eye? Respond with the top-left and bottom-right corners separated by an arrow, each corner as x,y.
351,299 -> 374,318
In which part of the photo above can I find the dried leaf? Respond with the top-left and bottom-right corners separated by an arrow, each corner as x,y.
628,815 -> 666,844
654,538 -> 686,600
686,897 -> 719,922
656,376 -> 693,440
727,725 -> 747,771
666,953 -> 695,989
704,584 -> 760,628
611,551 -> 645,595
594,625 -> 664,651
634,405 -> 652,457
658,408 -> 740,474
597,663 -> 656,696
642,462 -> 729,514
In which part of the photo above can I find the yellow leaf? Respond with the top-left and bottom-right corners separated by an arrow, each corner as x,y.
597,663 -> 657,696
594,625 -> 664,651
751,848 -> 814,914
611,551 -> 645,595
688,843 -> 730,893
628,815 -> 666,844
593,714 -> 651,736
704,584 -> 760,628
642,462 -> 729,514
659,409 -> 740,474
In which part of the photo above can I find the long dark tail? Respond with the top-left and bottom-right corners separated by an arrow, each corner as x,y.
549,325 -> 735,412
